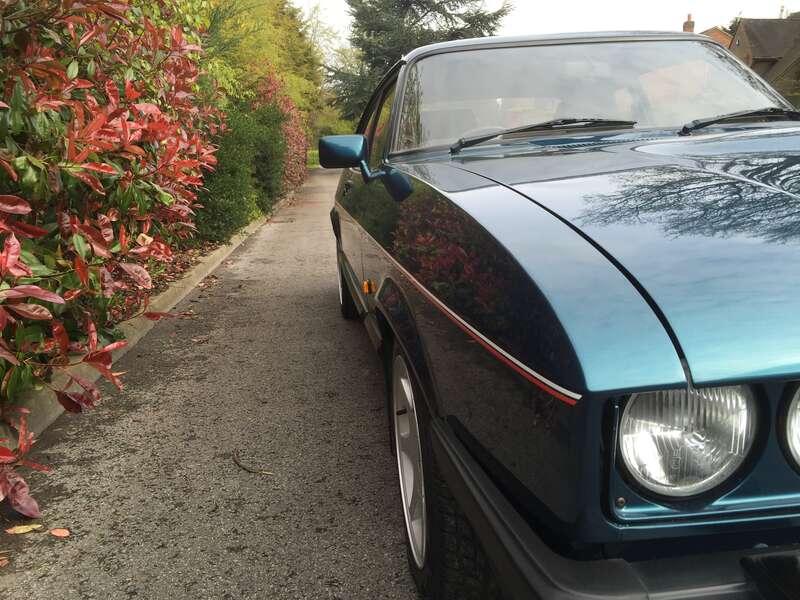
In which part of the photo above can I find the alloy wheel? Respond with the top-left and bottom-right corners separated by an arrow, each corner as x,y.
392,353 -> 427,569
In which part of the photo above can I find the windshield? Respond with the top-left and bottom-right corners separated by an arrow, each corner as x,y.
395,40 -> 786,152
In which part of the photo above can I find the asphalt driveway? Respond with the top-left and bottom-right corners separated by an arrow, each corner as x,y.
0,169 -> 418,600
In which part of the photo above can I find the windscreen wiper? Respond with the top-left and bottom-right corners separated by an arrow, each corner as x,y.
679,106 -> 800,136
449,118 -> 637,154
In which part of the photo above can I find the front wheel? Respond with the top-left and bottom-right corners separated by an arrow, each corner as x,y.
390,345 -> 503,600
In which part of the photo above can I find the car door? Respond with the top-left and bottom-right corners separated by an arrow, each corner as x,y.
336,93 -> 384,292
357,81 -> 398,311
338,77 -> 398,307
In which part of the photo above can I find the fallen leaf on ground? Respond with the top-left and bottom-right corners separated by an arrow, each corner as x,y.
49,528 -> 70,538
0,556 -> 9,568
4,524 -> 42,535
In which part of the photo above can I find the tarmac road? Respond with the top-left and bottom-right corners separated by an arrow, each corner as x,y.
0,168 -> 419,600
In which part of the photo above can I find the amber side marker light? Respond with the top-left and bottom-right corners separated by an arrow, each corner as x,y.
362,280 -> 376,295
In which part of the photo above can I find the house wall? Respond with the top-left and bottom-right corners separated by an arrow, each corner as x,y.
730,27 -> 754,66
700,28 -> 733,47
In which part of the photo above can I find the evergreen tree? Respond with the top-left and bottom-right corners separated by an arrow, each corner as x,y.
329,0 -> 511,120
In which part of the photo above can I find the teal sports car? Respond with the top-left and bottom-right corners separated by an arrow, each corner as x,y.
320,32 -> 800,599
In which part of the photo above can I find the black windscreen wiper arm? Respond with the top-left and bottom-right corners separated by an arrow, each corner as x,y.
679,106 -> 800,135
449,117 -> 637,154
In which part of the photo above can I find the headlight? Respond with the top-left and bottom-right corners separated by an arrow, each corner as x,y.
786,388 -> 800,469
619,386 -> 757,498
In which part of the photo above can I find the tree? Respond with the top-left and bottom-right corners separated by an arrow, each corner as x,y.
329,0 -> 511,120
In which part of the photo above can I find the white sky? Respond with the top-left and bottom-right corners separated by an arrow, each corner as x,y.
296,0 -> 800,43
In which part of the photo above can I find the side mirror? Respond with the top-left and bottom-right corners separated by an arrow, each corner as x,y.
319,134 -> 385,184
319,135 -> 367,169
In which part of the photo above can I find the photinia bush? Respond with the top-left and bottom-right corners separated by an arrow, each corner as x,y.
254,72 -> 307,192
0,0 -> 221,516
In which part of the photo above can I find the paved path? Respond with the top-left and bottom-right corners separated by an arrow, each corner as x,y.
0,169 -> 418,600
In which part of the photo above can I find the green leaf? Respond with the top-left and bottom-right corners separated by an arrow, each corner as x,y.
72,234 -> 89,259
10,81 -> 25,112
87,58 -> 96,78
67,60 -> 79,80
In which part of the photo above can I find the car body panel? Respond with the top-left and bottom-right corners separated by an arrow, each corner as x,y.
452,126 -> 800,386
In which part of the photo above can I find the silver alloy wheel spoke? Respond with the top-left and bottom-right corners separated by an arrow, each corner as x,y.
393,354 -> 427,569
337,263 -> 343,305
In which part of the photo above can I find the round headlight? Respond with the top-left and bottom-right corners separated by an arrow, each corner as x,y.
786,389 -> 800,469
619,386 -> 757,498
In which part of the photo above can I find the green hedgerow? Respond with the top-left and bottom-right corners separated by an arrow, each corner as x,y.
196,104 -> 287,242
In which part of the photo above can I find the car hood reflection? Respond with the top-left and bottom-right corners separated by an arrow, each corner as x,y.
449,127 -> 800,385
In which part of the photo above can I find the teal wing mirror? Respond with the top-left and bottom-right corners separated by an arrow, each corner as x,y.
318,135 -> 412,202
319,135 -> 385,184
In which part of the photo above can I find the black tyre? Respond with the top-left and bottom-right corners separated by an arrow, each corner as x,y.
390,344 -> 503,600
337,255 -> 358,320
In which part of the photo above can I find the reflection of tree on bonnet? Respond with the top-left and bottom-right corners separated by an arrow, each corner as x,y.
578,154 -> 800,244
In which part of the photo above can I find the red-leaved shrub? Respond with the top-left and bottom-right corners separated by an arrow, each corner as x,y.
0,0 -> 221,516
254,72 -> 308,191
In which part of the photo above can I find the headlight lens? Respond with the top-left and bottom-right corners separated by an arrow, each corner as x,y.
786,389 -> 800,468
619,386 -> 756,498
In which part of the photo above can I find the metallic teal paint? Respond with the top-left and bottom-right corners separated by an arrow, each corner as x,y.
450,125 -> 800,386
393,161 -> 686,394
318,134 -> 367,169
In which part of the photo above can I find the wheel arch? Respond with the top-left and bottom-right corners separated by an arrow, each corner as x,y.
374,275 -> 441,419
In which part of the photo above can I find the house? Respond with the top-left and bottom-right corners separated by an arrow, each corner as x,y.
728,14 -> 800,105
729,14 -> 800,77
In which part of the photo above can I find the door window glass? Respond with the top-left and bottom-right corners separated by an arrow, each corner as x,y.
369,85 -> 396,168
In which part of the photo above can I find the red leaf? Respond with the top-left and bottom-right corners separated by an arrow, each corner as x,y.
71,171 -> 105,195
81,112 -> 107,139
0,469 -> 40,518
0,195 -> 32,215
0,446 -> 15,463
0,344 -> 19,366
0,285 -> 65,304
124,80 -> 141,101
0,307 -> 13,331
77,222 -> 111,258
52,321 -> 69,355
133,103 -> 161,117
0,233 -> 29,277
83,360 -> 123,390
74,256 -> 89,286
85,315 -> 97,352
67,374 -> 101,406
119,263 -> 151,289
105,80 -> 119,108
97,215 -> 113,242
143,311 -> 177,321
80,162 -> 117,175
63,289 -> 83,302
55,391 -> 81,413
118,222 -> 128,251
0,159 -> 17,181
10,222 -> 48,238
100,340 -> 127,353
7,303 -> 53,321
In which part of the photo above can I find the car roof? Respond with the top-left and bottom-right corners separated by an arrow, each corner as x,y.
402,31 -> 714,62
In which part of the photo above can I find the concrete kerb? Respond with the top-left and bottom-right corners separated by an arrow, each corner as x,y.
0,191 -> 295,448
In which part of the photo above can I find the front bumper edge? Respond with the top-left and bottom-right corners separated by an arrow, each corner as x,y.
430,419 -> 766,600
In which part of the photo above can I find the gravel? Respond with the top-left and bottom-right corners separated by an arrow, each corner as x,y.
0,169 -> 419,600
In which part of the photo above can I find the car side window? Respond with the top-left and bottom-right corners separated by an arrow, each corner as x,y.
368,84 -> 396,169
